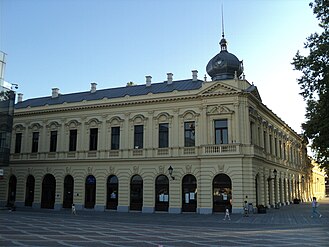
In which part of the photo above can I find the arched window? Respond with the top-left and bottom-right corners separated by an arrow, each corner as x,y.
41,174 -> 56,209
213,174 -> 232,212
155,175 -> 169,211
182,174 -> 197,212
63,175 -> 74,208
25,175 -> 35,207
130,175 -> 143,211
85,175 -> 96,209
107,175 -> 118,210
7,175 -> 17,207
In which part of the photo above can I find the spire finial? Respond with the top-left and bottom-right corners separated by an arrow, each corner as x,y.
220,4 -> 227,51
221,4 -> 225,39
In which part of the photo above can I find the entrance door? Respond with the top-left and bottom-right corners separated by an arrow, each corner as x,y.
85,175 -> 96,209
130,175 -> 143,211
155,175 -> 169,212
41,174 -> 56,209
182,174 -> 197,212
106,175 -> 118,210
7,175 -> 17,207
63,175 -> 74,208
213,174 -> 232,212
25,175 -> 35,207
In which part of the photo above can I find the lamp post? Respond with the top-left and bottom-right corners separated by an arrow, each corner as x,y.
168,166 -> 175,180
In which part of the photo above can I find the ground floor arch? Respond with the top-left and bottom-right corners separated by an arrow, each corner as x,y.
107,175 -> 118,210
85,175 -> 96,209
213,173 -> 232,212
182,174 -> 197,212
130,175 -> 143,211
7,175 -> 17,207
155,174 -> 169,212
63,175 -> 74,208
41,174 -> 56,209
25,175 -> 35,207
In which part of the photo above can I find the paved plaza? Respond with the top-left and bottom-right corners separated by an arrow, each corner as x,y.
0,198 -> 329,247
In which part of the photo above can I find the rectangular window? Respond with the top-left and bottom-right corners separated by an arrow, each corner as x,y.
111,126 -> 120,150
283,142 -> 286,160
184,121 -> 195,147
49,131 -> 57,152
31,132 -> 39,153
89,128 -> 98,151
250,122 -> 254,144
69,129 -> 77,151
215,119 -> 228,144
15,133 -> 22,153
263,131 -> 267,152
159,123 -> 169,148
134,125 -> 144,149
274,137 -> 278,156
269,134 -> 273,154
279,140 -> 282,158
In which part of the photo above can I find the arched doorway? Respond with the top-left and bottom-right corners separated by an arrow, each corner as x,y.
7,175 -> 17,207
255,174 -> 260,206
25,175 -> 35,207
63,175 -> 74,208
106,175 -> 118,210
41,174 -> 56,209
130,175 -> 143,211
182,174 -> 197,212
155,175 -> 169,212
85,175 -> 96,209
213,174 -> 232,212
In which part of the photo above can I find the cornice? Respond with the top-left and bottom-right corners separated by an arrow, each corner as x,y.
14,92 -> 242,117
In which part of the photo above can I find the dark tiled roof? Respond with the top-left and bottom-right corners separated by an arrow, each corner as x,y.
15,79 -> 203,109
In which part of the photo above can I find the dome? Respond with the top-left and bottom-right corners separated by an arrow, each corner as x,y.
206,37 -> 243,81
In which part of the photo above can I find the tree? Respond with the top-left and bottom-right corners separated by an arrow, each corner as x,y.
292,0 -> 329,173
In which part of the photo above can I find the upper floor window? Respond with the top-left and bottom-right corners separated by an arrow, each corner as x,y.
263,131 -> 267,152
215,119 -> 228,144
184,121 -> 195,147
31,132 -> 39,153
111,126 -> 120,150
250,122 -> 254,144
274,137 -> 278,156
279,140 -> 282,159
69,129 -> 77,152
15,133 -> 22,153
49,131 -> 57,152
269,134 -> 273,155
89,128 -> 98,151
159,123 -> 169,148
134,125 -> 143,149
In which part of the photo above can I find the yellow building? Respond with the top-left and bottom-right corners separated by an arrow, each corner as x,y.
0,36 -> 315,214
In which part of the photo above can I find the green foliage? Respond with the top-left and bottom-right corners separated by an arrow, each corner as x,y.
292,0 -> 329,172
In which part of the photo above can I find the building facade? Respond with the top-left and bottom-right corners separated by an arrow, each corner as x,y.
0,37 -> 320,214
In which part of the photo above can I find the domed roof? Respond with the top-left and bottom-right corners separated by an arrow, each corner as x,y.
206,36 -> 243,81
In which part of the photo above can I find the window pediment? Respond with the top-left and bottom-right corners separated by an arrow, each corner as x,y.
207,105 -> 233,115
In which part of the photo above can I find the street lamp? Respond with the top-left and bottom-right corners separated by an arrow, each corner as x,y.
168,166 -> 175,180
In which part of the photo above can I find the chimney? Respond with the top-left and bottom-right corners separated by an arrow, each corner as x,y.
52,88 -> 59,98
167,73 -> 173,84
145,76 -> 152,87
17,93 -> 23,103
192,70 -> 198,81
90,82 -> 97,93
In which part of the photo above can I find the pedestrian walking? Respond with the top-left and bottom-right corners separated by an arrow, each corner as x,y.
223,206 -> 231,221
311,197 -> 322,218
72,203 -> 77,215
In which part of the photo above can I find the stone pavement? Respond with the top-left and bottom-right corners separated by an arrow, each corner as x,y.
0,197 -> 328,247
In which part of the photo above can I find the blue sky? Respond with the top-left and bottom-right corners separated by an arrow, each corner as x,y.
0,0 -> 320,133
